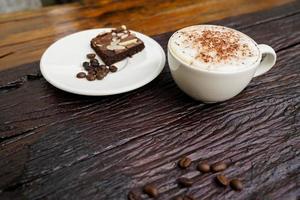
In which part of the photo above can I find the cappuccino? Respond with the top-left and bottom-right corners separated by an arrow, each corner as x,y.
169,25 -> 260,72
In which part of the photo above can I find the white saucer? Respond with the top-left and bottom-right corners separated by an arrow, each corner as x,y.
40,28 -> 166,96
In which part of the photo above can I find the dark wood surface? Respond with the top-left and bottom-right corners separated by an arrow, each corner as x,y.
0,0 -> 293,71
1,2 -> 300,200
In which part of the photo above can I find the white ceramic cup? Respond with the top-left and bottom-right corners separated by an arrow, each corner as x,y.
168,25 -> 276,103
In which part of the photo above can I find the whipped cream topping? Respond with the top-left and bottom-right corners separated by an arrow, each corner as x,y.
169,25 -> 260,72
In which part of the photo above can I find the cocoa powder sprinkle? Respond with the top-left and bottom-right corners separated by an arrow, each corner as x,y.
183,29 -> 252,64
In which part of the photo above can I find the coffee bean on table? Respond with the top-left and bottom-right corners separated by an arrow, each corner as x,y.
87,53 -> 96,59
82,61 -> 90,68
211,162 -> 227,172
197,162 -> 210,173
230,179 -> 243,191
216,174 -> 229,187
178,156 -> 192,169
143,184 -> 158,198
86,74 -> 96,81
127,190 -> 140,200
76,72 -> 86,78
109,65 -> 118,72
177,177 -> 193,187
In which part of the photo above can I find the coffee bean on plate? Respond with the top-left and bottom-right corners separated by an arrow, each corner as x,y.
84,66 -> 92,71
94,67 -> 100,72
91,62 -> 99,68
127,190 -> 140,200
76,72 -> 86,78
178,156 -> 192,169
99,64 -> 106,70
88,70 -> 96,75
87,53 -> 96,59
90,58 -> 99,63
211,162 -> 227,172
90,59 -> 99,65
109,65 -> 118,72
143,184 -> 158,198
230,179 -> 243,191
82,61 -> 90,68
216,174 -> 229,187
197,162 -> 210,173
96,73 -> 105,80
177,177 -> 193,187
86,74 -> 96,81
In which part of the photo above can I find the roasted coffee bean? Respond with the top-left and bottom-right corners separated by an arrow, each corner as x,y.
184,195 -> 195,200
96,73 -> 105,80
127,191 -> 140,200
88,70 -> 96,75
86,74 -> 96,81
143,184 -> 158,198
82,61 -> 90,68
178,156 -> 192,169
91,62 -> 99,68
90,58 -> 99,63
97,68 -> 106,73
90,59 -> 99,66
103,67 -> 110,75
94,67 -> 100,72
211,162 -> 227,172
98,65 -> 106,70
177,177 -> 193,187
216,174 -> 229,187
109,65 -> 118,72
87,53 -> 96,59
76,72 -> 86,78
197,162 -> 210,173
230,179 -> 243,191
84,66 -> 92,71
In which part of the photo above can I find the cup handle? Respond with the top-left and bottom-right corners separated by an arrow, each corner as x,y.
254,44 -> 277,77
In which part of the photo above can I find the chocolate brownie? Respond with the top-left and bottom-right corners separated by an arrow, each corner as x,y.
90,25 -> 145,66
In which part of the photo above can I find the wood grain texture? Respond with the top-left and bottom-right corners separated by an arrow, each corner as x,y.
0,0 -> 294,71
1,2 -> 300,200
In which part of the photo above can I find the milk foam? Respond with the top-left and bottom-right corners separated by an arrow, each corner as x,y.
169,25 -> 260,72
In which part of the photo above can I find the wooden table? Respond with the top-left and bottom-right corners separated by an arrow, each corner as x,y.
0,1 -> 299,200
0,0 -> 294,71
